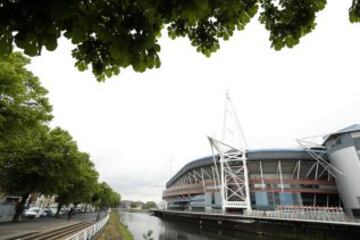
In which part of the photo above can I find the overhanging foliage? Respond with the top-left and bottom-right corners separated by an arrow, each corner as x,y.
1,0 -> 358,80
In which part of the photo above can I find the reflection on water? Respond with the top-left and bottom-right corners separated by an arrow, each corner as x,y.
119,210 -> 271,240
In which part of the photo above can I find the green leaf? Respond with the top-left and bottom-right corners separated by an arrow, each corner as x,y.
0,34 -> 12,56
75,61 -> 88,72
285,36 -> 294,48
45,37 -> 58,51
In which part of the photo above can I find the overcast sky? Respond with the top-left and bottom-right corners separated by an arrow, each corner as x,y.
28,0 -> 360,202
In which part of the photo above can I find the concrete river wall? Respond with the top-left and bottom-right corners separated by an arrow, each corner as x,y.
152,210 -> 360,240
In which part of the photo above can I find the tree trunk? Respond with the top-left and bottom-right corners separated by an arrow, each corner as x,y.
12,192 -> 29,222
55,202 -> 63,217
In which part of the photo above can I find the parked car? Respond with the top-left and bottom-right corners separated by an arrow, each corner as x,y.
23,207 -> 41,219
40,208 -> 53,218
49,207 -> 58,215
60,208 -> 68,215
75,207 -> 84,213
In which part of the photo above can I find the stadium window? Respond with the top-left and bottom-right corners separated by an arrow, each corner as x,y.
255,192 -> 269,206
336,137 -> 342,146
353,138 -> 360,152
211,193 -> 215,204
279,192 -> 294,206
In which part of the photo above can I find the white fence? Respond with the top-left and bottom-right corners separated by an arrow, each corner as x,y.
247,206 -> 352,223
200,206 -> 359,223
65,212 -> 110,240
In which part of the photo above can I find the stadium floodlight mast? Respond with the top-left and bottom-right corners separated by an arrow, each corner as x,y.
208,92 -> 252,212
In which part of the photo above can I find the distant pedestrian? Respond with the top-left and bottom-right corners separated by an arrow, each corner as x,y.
96,209 -> 101,222
68,208 -> 75,220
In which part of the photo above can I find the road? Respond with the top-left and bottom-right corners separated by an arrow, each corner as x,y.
0,211 -> 106,240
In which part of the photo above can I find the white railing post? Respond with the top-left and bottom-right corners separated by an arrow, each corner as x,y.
65,212 -> 110,240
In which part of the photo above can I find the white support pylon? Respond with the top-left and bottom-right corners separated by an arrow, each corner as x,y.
208,137 -> 251,211
208,92 -> 251,212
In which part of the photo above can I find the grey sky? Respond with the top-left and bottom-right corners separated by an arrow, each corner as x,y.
28,1 -> 360,202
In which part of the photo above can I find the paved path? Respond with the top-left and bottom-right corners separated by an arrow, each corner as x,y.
0,212 -> 106,240
155,209 -> 360,226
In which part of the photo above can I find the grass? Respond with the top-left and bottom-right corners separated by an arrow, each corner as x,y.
97,211 -> 133,240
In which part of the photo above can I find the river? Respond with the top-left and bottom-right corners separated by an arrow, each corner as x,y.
119,210 -> 277,240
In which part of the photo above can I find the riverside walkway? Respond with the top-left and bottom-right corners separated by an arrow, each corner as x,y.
0,212 -> 106,240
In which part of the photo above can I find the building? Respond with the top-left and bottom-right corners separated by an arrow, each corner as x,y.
162,125 -> 360,217
323,124 -> 360,217
119,200 -> 132,209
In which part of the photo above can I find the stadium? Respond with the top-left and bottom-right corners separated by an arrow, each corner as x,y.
162,124 -> 360,218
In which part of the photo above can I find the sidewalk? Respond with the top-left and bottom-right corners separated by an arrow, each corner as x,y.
0,212 -> 104,240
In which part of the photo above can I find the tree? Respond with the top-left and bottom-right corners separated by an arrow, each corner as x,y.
130,202 -> 139,209
70,153 -> 99,206
142,201 -> 157,210
93,182 -> 121,208
0,124 -> 47,221
0,52 -> 52,147
55,152 -> 99,215
0,127 -> 82,221
0,51 -> 122,219
0,0 -> 357,81
0,52 -> 53,221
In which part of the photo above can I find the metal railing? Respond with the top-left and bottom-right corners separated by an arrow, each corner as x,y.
171,206 -> 360,225
65,211 -> 110,240
198,205 -> 359,224
246,206 -> 354,223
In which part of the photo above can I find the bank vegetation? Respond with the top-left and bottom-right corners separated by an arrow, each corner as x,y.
98,211 -> 133,240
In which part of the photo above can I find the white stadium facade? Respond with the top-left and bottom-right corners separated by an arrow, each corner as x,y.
162,125 -> 360,218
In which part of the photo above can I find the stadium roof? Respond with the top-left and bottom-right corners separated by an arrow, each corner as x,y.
166,148 -> 327,188
323,124 -> 360,144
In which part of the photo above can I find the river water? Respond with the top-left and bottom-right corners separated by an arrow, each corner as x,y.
119,210 -> 274,240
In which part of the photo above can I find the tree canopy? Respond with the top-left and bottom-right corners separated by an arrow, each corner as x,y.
142,201 -> 157,210
0,52 -> 120,220
0,126 -> 83,220
55,151 -> 99,212
0,52 -> 52,145
0,52 -> 53,199
1,0 -> 358,81
92,182 -> 121,208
